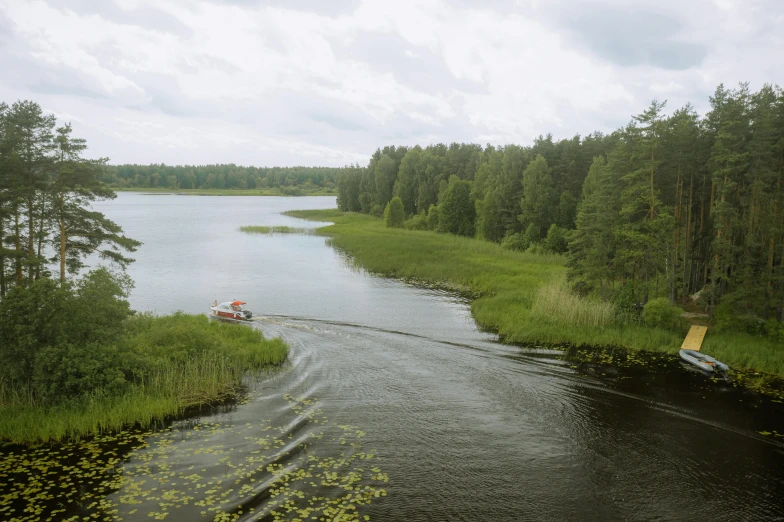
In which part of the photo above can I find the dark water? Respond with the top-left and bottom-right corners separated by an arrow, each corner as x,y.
2,193 -> 783,522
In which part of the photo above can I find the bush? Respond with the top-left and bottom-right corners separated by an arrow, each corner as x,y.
426,204 -> 440,230
33,342 -> 136,404
714,303 -> 766,334
544,224 -> 569,253
501,232 -> 529,252
0,268 -> 133,401
765,319 -> 784,341
523,223 -> 541,244
384,196 -> 405,228
642,297 -> 684,331
370,204 -> 384,217
405,210 -> 428,230
611,282 -> 644,323
279,185 -> 304,196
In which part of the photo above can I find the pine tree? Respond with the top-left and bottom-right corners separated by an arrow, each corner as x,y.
50,124 -> 140,280
706,84 -> 751,316
615,100 -> 674,301
3,101 -> 56,285
568,156 -> 621,296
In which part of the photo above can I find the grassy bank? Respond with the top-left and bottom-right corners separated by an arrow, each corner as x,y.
114,187 -> 337,196
285,209 -> 784,377
0,314 -> 287,444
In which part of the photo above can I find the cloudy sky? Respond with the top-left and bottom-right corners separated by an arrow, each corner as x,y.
0,0 -> 782,167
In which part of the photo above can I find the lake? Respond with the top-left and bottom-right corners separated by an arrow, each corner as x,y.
1,192 -> 783,522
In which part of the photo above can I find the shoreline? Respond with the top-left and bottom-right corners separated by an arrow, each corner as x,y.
284,209 -> 784,381
0,314 -> 288,444
112,188 -> 338,197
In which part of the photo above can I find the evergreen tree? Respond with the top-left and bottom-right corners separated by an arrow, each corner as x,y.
568,156 -> 621,297
615,100 -> 675,301
706,84 -> 751,316
0,100 -> 139,295
50,124 -> 140,280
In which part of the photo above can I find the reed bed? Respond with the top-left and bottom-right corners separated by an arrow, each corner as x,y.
0,314 -> 288,444
285,209 -> 784,377
239,225 -> 316,235
530,278 -> 617,327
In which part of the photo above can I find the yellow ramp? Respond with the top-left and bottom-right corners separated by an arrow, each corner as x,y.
681,325 -> 708,351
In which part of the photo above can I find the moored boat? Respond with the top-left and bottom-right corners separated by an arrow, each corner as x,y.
210,300 -> 253,321
678,349 -> 729,373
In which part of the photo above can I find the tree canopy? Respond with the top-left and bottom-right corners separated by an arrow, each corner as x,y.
337,83 -> 784,325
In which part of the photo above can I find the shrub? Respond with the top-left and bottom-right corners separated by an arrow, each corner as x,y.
501,232 -> 529,252
765,319 -> 784,341
523,223 -> 541,244
384,196 -> 405,228
611,282 -> 644,323
544,224 -> 569,253
426,204 -> 440,230
642,297 -> 684,331
714,303 -> 765,334
0,268 -> 132,399
279,185 -> 304,196
405,210 -> 428,230
33,342 -> 136,404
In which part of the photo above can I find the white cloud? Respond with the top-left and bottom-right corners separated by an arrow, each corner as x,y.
0,0 -> 782,166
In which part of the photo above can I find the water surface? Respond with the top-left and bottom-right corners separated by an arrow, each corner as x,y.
2,192 -> 783,521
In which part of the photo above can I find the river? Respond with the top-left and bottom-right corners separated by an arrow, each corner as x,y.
2,192 -> 783,522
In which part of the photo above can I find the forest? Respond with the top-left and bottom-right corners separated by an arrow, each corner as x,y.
102,163 -> 340,193
336,83 -> 784,332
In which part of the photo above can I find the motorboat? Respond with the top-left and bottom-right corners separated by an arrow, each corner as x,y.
678,349 -> 729,373
210,300 -> 253,321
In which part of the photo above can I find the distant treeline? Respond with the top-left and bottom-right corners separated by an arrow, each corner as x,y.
337,83 -> 784,327
102,164 -> 340,192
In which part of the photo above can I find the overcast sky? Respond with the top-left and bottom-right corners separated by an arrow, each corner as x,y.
0,0 -> 782,167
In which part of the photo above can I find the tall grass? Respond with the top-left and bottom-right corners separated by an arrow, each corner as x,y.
285,209 -> 784,377
531,277 -> 617,327
0,314 -> 288,444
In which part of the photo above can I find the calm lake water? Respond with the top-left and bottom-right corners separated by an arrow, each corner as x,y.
2,192 -> 784,521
